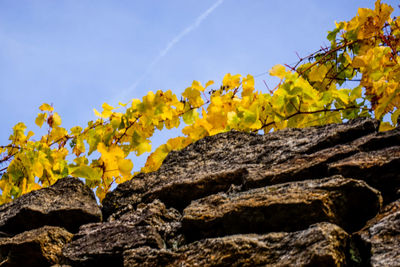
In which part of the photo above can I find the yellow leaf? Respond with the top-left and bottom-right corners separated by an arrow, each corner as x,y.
136,141 -> 151,156
222,73 -> 241,89
96,187 -> 106,201
192,80 -> 205,92
70,126 -> 83,135
379,121 -> 395,132
26,131 -> 34,140
269,65 -> 287,79
73,137 -> 85,156
337,89 -> 350,105
141,145 -> 169,173
352,56 -> 367,68
118,159 -> 133,176
33,161 -> 43,178
35,113 -> 47,128
102,102 -> 115,111
205,80 -> 214,88
242,74 -> 255,97
21,178 -> 27,195
309,65 -> 328,82
39,103 -> 53,112
143,91 -> 155,106
48,126 -> 68,143
28,183 -> 42,192
52,112 -> 62,127
94,107 -> 112,119
182,87 -> 204,107
93,108 -> 102,117
131,99 -> 141,110
166,136 -> 189,151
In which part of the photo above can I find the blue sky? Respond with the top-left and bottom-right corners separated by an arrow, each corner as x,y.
1,0 -> 398,171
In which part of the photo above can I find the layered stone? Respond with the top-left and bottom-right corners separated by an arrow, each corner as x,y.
182,176 -> 381,241
0,177 -> 101,235
124,222 -> 349,267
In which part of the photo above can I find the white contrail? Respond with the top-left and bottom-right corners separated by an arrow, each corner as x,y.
114,0 -> 225,103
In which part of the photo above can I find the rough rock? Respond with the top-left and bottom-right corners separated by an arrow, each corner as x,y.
352,199 -> 400,266
182,176 -> 381,241
62,223 -> 163,267
123,222 -> 349,267
62,200 -> 180,266
0,226 -> 73,267
329,145 -> 400,204
108,200 -> 183,248
245,124 -> 400,198
0,177 -> 101,235
102,118 -> 378,217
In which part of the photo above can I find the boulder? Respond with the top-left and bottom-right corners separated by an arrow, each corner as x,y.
0,226 -> 73,267
123,222 -> 349,267
0,177 -> 101,235
182,176 -> 381,241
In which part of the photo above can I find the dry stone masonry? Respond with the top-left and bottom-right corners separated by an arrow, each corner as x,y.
0,117 -> 399,266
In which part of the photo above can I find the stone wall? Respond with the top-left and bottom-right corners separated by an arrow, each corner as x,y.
0,118 -> 399,266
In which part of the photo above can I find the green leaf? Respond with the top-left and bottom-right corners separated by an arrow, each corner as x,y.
182,109 -> 198,124
86,129 -> 100,155
391,109 -> 400,126
327,27 -> 340,42
70,165 -> 102,182
309,65 -> 328,82
350,86 -> 362,101
111,117 -> 121,130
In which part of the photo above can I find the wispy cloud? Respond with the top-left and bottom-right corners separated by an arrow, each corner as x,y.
114,0 -> 225,103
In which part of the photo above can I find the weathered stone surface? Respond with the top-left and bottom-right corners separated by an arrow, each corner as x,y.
0,177 -> 101,235
108,200 -> 183,249
245,124 -> 400,190
61,209 -> 167,266
62,223 -> 163,266
123,222 -> 349,267
0,226 -> 73,267
182,176 -> 381,241
329,146 -> 400,204
352,199 -> 400,266
102,167 -> 248,218
102,118 -> 378,217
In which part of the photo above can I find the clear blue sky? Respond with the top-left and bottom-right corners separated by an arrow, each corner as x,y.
1,1 -> 398,171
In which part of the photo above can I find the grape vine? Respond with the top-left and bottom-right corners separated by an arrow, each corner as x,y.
0,0 -> 399,204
